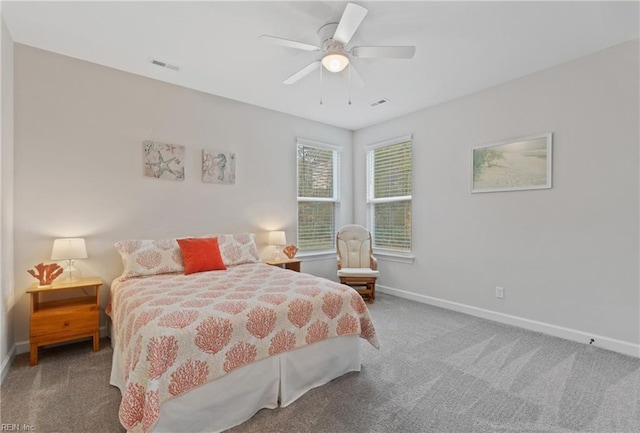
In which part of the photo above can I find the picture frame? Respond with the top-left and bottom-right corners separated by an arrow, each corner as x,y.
202,149 -> 236,184
471,132 -> 552,193
143,140 -> 185,181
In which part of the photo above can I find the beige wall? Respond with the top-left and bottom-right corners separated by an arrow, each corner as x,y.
12,45 -> 353,347
1,17 -> 15,379
8,38 -> 640,359
354,40 -> 639,353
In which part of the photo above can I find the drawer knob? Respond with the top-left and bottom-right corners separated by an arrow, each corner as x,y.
64,321 -> 70,326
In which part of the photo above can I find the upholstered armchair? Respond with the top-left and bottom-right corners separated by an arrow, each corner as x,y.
336,225 -> 379,302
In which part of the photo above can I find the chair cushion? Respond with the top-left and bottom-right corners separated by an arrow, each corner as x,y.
337,225 -> 371,268
338,268 -> 380,278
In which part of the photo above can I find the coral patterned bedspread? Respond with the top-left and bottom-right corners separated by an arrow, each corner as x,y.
108,263 -> 379,433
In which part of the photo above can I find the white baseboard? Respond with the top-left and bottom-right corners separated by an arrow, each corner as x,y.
377,285 -> 640,358
15,339 -> 29,355
1,344 -> 17,384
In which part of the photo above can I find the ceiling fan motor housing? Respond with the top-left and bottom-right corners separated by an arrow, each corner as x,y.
317,22 -> 339,46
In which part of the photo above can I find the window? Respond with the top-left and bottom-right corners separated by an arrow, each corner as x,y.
367,137 -> 412,252
297,139 -> 340,251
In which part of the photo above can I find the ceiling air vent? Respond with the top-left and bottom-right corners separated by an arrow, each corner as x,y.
369,98 -> 389,107
149,57 -> 180,72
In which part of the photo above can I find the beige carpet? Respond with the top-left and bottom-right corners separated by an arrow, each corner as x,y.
2,293 -> 639,432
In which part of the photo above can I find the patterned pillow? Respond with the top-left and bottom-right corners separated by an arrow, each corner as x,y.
114,239 -> 184,279
206,233 -> 261,266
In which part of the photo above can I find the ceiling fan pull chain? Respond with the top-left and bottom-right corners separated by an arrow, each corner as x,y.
319,65 -> 324,105
348,63 -> 352,105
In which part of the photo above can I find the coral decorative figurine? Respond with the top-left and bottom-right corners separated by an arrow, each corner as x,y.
28,263 -> 64,288
283,245 -> 298,259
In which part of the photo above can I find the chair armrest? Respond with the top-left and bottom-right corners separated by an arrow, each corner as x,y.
337,255 -> 342,270
370,255 -> 378,271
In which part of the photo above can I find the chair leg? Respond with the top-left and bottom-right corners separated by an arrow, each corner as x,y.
340,277 -> 376,303
367,281 -> 376,304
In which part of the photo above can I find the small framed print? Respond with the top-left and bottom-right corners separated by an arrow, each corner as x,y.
202,149 -> 236,184
143,141 -> 185,181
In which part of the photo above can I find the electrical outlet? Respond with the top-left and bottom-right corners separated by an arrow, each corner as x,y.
495,286 -> 505,299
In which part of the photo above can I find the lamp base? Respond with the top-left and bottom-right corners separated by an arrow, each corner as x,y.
63,266 -> 82,282
272,245 -> 284,260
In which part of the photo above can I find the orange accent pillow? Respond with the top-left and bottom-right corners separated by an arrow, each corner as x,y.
177,237 -> 227,275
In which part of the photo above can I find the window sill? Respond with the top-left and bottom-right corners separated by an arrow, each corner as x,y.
296,250 -> 336,261
297,249 -> 414,264
373,249 -> 415,264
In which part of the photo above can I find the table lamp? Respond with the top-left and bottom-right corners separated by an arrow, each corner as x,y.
268,231 -> 286,260
51,238 -> 88,282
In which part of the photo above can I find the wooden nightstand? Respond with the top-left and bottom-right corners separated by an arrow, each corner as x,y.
27,276 -> 102,366
265,258 -> 302,272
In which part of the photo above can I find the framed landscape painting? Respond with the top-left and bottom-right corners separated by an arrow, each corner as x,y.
471,133 -> 552,193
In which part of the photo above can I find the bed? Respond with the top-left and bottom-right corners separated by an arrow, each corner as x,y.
107,235 -> 379,433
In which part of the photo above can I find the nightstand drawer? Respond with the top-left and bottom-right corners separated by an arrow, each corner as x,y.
30,305 -> 99,342
27,277 -> 102,366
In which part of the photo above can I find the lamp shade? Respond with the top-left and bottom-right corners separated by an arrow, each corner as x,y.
51,238 -> 88,260
268,231 -> 286,246
321,53 -> 349,73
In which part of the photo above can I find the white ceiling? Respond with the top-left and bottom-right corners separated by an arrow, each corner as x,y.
3,1 -> 639,130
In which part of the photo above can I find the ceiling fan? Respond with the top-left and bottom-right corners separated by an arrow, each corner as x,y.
260,2 -> 415,87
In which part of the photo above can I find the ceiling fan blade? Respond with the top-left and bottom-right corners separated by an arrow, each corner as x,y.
342,63 -> 365,88
259,35 -> 320,52
333,3 -> 368,45
352,46 -> 416,59
283,60 -> 321,84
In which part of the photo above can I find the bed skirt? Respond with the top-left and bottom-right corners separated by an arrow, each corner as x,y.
110,335 -> 361,432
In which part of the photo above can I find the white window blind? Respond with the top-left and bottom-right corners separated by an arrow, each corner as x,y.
367,139 -> 412,252
297,141 -> 339,251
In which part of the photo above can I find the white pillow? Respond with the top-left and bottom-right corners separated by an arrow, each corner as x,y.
114,239 -> 184,279
206,233 -> 260,266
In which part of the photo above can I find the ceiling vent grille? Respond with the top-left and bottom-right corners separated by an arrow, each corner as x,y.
369,98 -> 389,107
149,58 -> 180,71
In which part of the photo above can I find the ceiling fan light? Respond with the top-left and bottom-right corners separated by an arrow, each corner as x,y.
321,53 -> 349,73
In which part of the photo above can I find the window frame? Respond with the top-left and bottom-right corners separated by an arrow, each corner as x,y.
296,138 -> 341,256
366,135 -> 414,263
